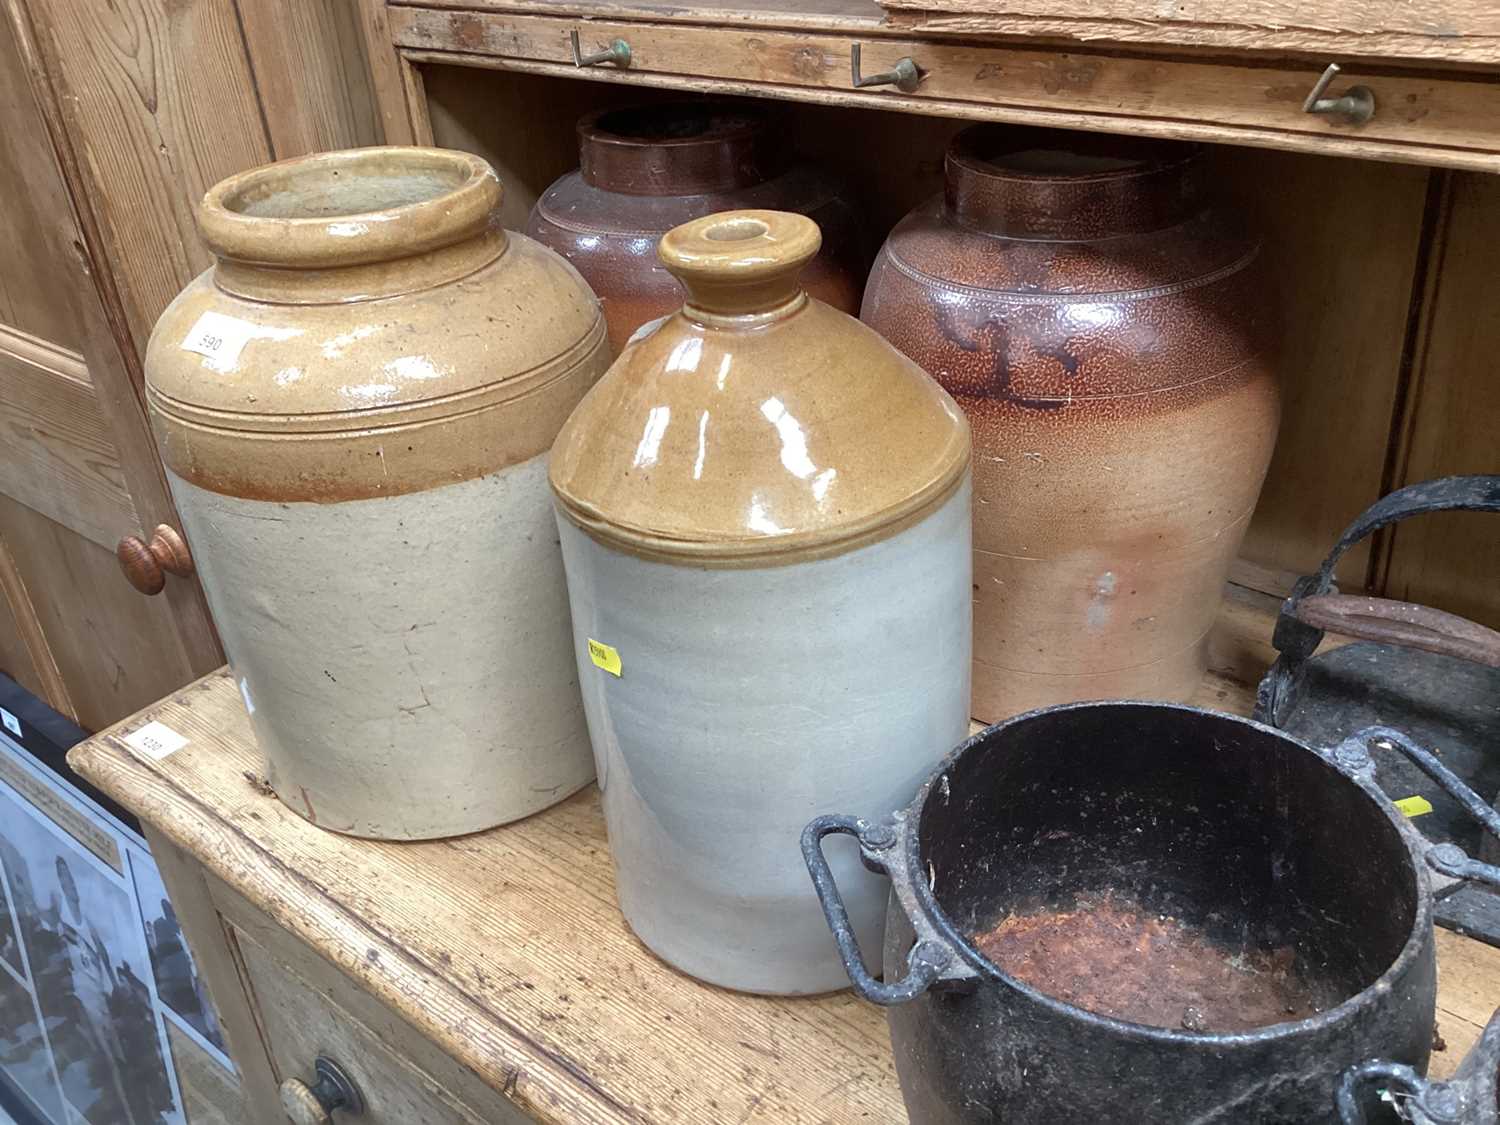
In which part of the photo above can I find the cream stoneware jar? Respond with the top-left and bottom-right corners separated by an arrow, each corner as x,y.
146,146 -> 608,840
550,210 -> 973,994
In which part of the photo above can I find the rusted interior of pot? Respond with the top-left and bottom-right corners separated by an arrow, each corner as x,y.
921,706 -> 1419,1034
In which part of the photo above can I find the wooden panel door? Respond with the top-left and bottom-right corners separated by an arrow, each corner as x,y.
0,9 -> 220,730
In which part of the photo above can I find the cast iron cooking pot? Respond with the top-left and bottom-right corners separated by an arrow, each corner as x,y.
804,703 -> 1500,1123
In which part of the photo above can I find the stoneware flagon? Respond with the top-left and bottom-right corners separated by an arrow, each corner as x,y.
862,125 -> 1280,722
526,101 -> 868,353
145,146 -> 608,840
549,210 -> 973,995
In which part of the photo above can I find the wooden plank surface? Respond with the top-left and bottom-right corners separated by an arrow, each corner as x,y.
881,2 -> 1500,65
0,534 -> 64,712
0,7 -> 93,352
238,0 -> 381,159
404,0 -> 885,32
0,494 -> 200,733
1381,170 -> 1500,631
0,325 -> 138,551
14,0 -> 272,358
65,589 -> 1500,1118
358,0 -> 423,145
392,9 -> 1500,174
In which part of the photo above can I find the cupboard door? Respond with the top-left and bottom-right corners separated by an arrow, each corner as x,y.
0,10 -> 220,730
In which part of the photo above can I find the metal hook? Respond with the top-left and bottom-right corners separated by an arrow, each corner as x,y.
1302,63 -> 1375,126
851,43 -> 921,93
570,29 -> 631,69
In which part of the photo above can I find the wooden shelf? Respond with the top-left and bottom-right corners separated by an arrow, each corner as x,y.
66,588 -> 1497,1121
376,1 -> 1500,173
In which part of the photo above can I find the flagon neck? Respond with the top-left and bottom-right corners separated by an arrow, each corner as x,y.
944,125 -> 1204,240
197,146 -> 506,304
578,102 -> 789,196
659,210 -> 819,323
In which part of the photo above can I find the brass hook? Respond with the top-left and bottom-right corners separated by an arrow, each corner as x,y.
851,43 -> 921,93
1302,63 -> 1374,126
570,29 -> 631,68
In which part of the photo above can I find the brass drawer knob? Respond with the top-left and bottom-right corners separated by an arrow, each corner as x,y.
278,1056 -> 365,1123
116,525 -> 194,595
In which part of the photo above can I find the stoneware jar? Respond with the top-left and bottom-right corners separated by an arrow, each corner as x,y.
862,125 -> 1280,722
550,210 -> 973,995
526,100 -> 868,353
146,146 -> 608,839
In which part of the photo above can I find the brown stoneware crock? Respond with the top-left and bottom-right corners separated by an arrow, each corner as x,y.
862,125 -> 1280,722
527,101 -> 869,352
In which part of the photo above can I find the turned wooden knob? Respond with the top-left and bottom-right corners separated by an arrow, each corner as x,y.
278,1057 -> 364,1123
116,525 -> 193,595
280,1078 -> 333,1125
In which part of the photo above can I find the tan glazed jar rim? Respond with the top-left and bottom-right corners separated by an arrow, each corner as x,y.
658,210 -> 820,319
198,146 -> 502,269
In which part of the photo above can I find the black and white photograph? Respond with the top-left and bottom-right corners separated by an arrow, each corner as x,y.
0,857 -> 22,980
0,940 -> 63,1124
0,787 -> 179,1125
129,850 -> 227,1055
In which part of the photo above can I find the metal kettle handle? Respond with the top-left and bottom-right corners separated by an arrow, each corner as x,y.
1257,474 -> 1500,726
801,814 -> 962,1006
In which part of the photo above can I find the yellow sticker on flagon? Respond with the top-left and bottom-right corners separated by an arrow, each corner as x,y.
587,639 -> 622,677
1394,796 -> 1434,817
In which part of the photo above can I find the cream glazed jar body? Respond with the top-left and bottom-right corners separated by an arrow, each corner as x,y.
550,211 -> 973,994
146,147 -> 609,840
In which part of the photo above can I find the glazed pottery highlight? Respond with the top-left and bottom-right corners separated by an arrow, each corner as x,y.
146,146 -> 608,840
806,706 -> 1449,1123
527,101 -> 868,353
862,125 -> 1280,722
550,210 -> 972,994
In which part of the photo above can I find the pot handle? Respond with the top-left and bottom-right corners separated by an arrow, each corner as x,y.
801,814 -> 959,1006
1334,726 -> 1500,888
1337,1007 -> 1500,1124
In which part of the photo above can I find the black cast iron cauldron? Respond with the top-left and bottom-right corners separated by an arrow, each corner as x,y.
804,703 -> 1500,1124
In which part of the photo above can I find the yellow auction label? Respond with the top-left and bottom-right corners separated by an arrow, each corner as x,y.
587,638 -> 622,677
1394,795 -> 1433,818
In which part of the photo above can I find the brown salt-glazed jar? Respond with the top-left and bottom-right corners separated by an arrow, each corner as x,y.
526,101 -> 869,353
862,125 -> 1280,722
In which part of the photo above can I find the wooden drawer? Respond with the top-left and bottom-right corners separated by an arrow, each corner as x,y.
233,926 -> 482,1124
210,876 -> 527,1125
388,5 -> 1500,173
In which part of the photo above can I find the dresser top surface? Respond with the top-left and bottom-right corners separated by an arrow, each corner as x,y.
69,666 -> 909,1123
64,590 -> 1499,1120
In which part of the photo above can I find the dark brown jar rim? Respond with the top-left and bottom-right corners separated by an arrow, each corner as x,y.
577,100 -> 790,195
945,125 -> 1204,239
